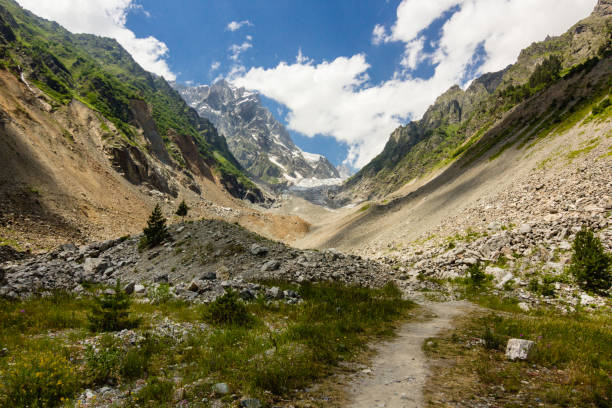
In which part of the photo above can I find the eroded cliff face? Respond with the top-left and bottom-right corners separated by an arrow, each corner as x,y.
0,69 -> 264,251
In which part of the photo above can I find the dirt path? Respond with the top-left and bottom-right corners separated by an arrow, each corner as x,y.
345,301 -> 472,408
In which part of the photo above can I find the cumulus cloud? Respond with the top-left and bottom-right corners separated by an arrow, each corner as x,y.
229,41 -> 252,61
15,0 -> 175,80
227,20 -> 252,32
233,0 -> 595,167
210,61 -> 221,73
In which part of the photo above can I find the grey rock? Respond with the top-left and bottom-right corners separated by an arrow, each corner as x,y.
83,258 -> 108,275
201,271 -> 217,280
519,223 -> 532,234
267,286 -> 281,299
188,280 -> 203,292
496,272 -> 515,289
518,302 -> 530,312
134,284 -> 146,295
154,274 -> 169,283
261,260 -> 280,271
462,257 -> 478,265
250,244 -> 268,256
505,338 -> 534,360
283,289 -> 299,298
239,289 -> 256,300
213,382 -> 230,395
123,282 -> 135,295
240,398 -> 262,408
59,243 -> 78,252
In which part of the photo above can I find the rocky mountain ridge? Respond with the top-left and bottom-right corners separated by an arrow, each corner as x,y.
175,80 -> 341,188
340,0 -> 611,201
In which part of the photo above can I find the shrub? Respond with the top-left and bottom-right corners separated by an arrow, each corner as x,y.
0,350 -> 80,407
468,262 -> 486,285
204,289 -> 252,326
87,281 -> 138,332
569,228 -> 612,294
175,200 -> 189,217
482,326 -> 504,350
84,339 -> 122,385
148,283 -> 173,304
135,377 -> 174,405
140,204 -> 169,249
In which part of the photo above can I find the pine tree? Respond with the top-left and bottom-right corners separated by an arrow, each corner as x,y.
175,200 -> 189,218
569,227 -> 611,295
141,204 -> 168,248
87,280 -> 136,332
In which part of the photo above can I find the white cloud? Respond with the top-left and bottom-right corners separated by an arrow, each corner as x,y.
229,41 -> 252,61
210,61 -> 221,72
372,24 -> 388,45
232,0 -> 596,168
16,0 -> 175,80
227,20 -> 252,32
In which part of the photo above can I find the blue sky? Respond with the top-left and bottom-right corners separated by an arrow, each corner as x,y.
123,0 -> 408,167
16,0 -> 597,168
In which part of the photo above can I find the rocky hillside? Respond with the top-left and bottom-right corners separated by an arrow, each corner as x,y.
0,0 -> 262,201
0,218 -> 391,301
175,80 -> 340,188
340,0 -> 611,201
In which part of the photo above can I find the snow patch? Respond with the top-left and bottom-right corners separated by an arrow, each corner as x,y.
268,156 -> 287,173
301,151 -> 323,165
291,177 -> 343,190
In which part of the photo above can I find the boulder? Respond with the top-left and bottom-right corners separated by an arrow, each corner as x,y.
134,284 -> 146,295
496,272 -> 515,289
240,398 -> 262,408
250,244 -> 268,256
154,274 -> 169,283
123,282 -> 135,295
267,286 -> 281,299
201,271 -> 217,280
83,258 -> 108,275
261,260 -> 280,272
519,224 -> 532,234
462,257 -> 478,265
505,339 -> 534,360
188,280 -> 203,292
213,383 -> 230,395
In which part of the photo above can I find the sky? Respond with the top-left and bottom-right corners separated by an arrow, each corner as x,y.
16,0 -> 597,169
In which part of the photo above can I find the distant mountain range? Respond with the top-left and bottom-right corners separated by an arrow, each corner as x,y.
174,80 -> 342,189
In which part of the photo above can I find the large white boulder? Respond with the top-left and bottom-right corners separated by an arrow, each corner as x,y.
505,338 -> 534,360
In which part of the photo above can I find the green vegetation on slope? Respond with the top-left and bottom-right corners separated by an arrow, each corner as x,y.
0,0 -> 254,196
344,7 -> 611,199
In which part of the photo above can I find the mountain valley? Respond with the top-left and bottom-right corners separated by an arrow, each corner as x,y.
0,0 -> 611,407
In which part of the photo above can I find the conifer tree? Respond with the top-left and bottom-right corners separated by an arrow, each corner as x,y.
175,200 -> 189,218
141,204 -> 168,248
569,227 -> 611,294
87,280 -> 136,332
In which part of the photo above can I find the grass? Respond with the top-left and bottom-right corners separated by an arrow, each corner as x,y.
565,137 -> 600,162
358,203 -> 372,213
0,282 -> 415,407
424,307 -> 612,407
